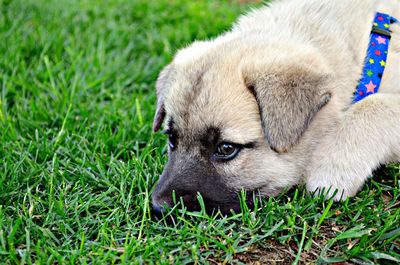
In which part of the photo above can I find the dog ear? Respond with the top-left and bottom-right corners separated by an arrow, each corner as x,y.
247,70 -> 331,152
153,64 -> 174,132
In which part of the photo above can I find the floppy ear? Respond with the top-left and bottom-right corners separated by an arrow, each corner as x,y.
153,64 -> 174,132
247,69 -> 331,152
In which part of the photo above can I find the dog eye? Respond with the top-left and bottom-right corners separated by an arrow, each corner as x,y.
214,142 -> 239,161
163,130 -> 177,151
168,134 -> 176,150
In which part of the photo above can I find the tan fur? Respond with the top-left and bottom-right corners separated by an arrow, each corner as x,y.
153,0 -> 400,206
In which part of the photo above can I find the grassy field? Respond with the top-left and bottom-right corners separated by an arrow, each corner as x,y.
0,0 -> 399,263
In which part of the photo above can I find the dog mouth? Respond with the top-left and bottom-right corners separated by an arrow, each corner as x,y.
151,189 -> 263,219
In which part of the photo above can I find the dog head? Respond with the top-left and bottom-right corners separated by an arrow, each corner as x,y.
152,39 -> 332,213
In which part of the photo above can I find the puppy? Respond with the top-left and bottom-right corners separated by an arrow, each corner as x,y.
152,0 -> 400,213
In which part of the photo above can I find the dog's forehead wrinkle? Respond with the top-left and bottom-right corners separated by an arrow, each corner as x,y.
165,68 -> 221,131
199,126 -> 221,143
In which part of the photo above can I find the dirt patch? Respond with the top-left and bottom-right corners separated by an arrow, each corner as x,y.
235,241 -> 293,264
229,224 -> 353,264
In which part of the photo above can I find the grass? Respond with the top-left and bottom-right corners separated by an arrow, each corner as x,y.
0,0 -> 399,263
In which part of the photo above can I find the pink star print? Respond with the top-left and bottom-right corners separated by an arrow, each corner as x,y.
375,36 -> 386,45
365,81 -> 376,94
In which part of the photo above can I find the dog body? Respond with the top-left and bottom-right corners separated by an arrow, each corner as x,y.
152,0 -> 400,212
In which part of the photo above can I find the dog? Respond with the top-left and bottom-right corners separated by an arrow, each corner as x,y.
151,0 -> 400,214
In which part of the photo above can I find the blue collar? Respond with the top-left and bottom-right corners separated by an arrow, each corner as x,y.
353,12 -> 399,103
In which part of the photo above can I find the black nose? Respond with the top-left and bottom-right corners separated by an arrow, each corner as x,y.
152,203 -> 165,214
151,201 -> 168,220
